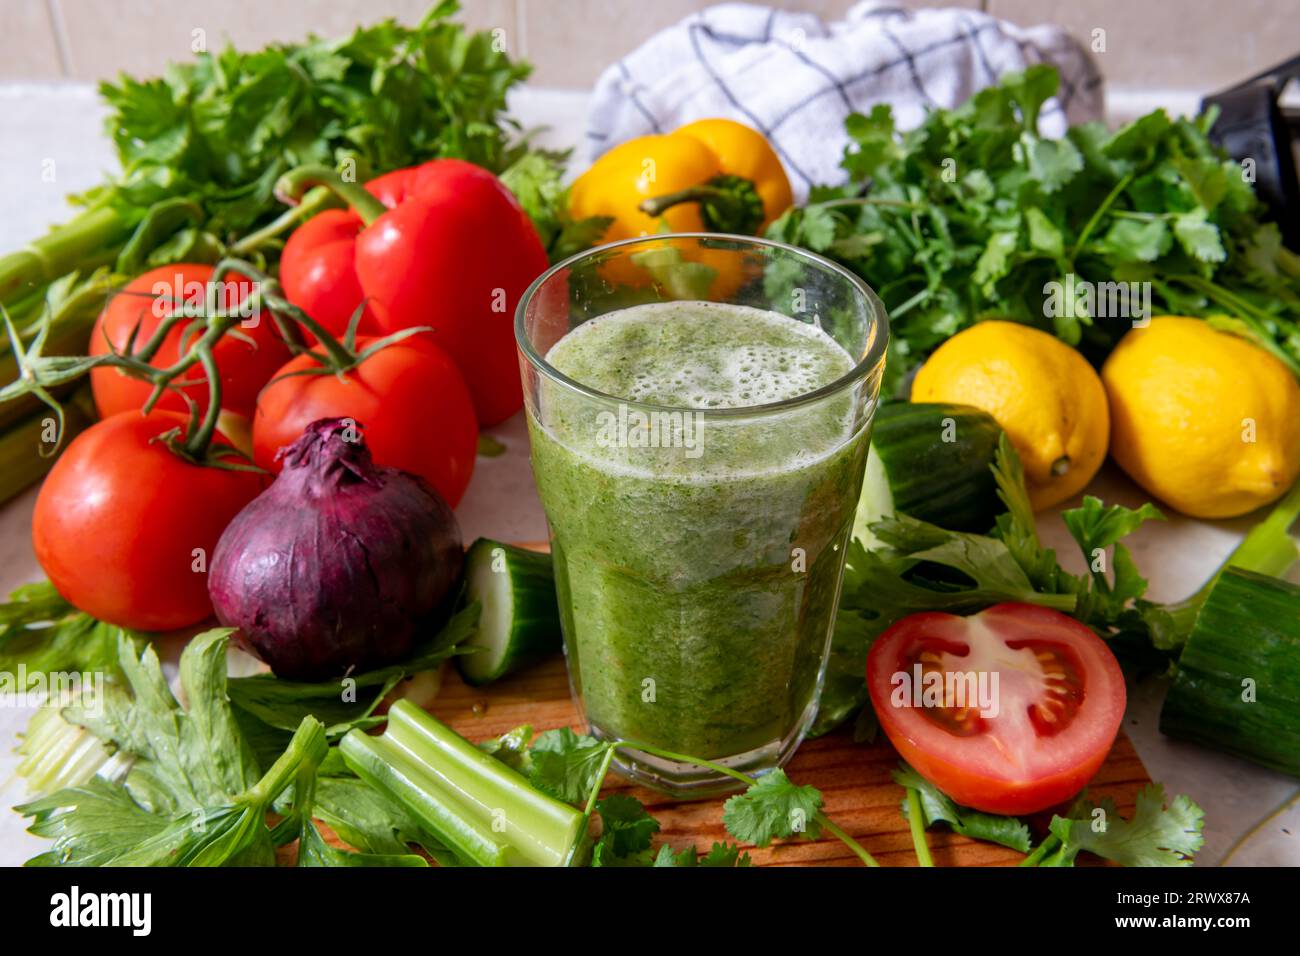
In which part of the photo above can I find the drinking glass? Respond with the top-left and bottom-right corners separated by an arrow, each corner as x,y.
516,233 -> 888,795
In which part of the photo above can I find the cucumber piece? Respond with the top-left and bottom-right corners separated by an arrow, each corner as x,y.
854,402 -> 1004,542
851,443 -> 893,549
1160,567 -> 1300,777
456,539 -> 563,686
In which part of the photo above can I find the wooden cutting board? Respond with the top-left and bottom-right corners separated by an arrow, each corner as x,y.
299,543 -> 1151,867
422,543 -> 1152,866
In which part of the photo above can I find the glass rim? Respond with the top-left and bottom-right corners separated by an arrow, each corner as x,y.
514,232 -> 890,418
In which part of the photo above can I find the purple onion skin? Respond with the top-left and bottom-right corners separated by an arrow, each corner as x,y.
208,418 -> 463,681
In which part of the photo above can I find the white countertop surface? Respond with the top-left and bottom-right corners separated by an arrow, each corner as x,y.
0,83 -> 1296,867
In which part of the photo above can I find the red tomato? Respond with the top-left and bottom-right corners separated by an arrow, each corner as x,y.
90,264 -> 290,419
252,336 -> 478,507
867,603 -> 1126,815
32,411 -> 265,631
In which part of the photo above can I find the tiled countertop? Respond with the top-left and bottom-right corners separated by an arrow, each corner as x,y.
0,83 -> 1296,867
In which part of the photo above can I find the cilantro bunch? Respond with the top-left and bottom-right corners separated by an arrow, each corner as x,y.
767,65 -> 1300,394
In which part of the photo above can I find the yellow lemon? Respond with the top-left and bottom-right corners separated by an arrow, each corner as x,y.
1101,317 -> 1300,518
911,321 -> 1109,510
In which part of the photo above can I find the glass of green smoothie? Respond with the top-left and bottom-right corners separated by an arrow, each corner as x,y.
516,234 -> 888,796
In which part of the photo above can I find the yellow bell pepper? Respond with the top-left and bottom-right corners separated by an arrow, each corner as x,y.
570,118 -> 793,241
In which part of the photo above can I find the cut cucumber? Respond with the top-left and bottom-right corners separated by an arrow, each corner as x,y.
852,442 -> 893,549
456,539 -> 563,686
1160,567 -> 1300,777
853,401 -> 1005,544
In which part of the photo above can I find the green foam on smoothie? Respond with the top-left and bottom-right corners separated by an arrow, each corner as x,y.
545,301 -> 855,409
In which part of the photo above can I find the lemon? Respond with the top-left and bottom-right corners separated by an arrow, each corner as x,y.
911,321 -> 1109,510
1102,317 -> 1300,518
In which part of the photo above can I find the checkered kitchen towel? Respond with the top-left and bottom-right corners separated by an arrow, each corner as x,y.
586,2 -> 1103,199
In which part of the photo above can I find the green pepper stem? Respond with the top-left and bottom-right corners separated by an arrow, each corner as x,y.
640,184 -> 739,219
275,164 -> 388,227
639,174 -> 765,234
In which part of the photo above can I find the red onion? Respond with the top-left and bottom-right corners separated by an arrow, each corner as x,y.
209,418 -> 463,680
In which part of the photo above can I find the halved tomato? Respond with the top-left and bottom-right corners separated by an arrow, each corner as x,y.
867,603 -> 1125,815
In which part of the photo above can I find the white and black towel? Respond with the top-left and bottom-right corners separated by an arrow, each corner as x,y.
586,2 -> 1104,199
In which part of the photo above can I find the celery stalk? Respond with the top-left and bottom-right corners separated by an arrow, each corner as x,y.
0,386 -> 96,504
0,207 -> 130,305
13,705 -> 134,798
340,701 -> 587,867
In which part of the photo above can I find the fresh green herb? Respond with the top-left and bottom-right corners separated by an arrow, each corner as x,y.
16,630 -> 330,866
527,726 -> 616,805
895,764 -> 1032,853
4,1 -> 529,291
225,601 -> 479,739
23,716 -> 327,867
14,625 -> 471,867
894,764 -> 1203,867
653,842 -> 752,867
0,581 -> 141,682
767,64 -> 1300,394
499,151 -> 612,263
590,795 -> 660,866
274,753 -> 427,868
305,774 -> 455,865
721,769 -> 824,845
1024,785 -> 1205,867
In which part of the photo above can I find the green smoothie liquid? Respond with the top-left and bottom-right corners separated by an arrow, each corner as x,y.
529,301 -> 870,766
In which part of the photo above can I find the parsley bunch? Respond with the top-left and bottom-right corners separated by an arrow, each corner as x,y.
767,65 -> 1300,394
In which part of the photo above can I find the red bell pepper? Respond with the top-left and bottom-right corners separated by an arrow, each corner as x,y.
276,160 -> 549,426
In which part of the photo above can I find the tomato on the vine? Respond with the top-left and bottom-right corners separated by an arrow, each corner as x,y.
252,335 -> 478,507
32,410 -> 265,632
867,603 -> 1126,815
90,264 -> 290,419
